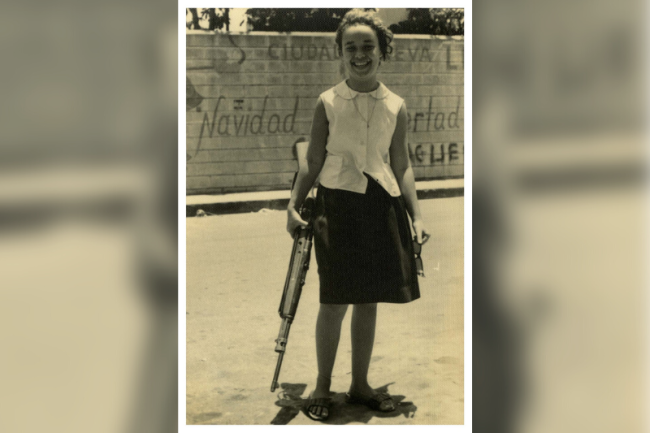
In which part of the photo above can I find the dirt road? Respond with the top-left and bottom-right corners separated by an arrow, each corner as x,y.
186,196 -> 464,425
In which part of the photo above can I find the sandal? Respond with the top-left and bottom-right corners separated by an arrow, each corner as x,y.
346,391 -> 396,412
303,394 -> 332,421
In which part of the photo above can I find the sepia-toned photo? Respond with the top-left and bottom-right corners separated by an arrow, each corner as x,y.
184,7 -> 466,425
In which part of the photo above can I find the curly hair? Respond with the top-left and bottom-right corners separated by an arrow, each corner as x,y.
335,9 -> 394,61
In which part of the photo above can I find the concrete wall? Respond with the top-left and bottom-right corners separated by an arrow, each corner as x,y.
186,32 -> 464,194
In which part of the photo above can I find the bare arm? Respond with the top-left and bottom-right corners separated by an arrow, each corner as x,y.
286,97 -> 328,235
389,102 -> 429,243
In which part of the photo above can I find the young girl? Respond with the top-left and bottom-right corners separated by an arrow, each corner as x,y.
287,9 -> 429,421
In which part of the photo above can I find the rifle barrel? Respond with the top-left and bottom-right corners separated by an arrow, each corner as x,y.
270,197 -> 315,392
270,352 -> 284,392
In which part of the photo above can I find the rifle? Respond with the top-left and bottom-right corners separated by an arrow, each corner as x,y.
270,196 -> 315,392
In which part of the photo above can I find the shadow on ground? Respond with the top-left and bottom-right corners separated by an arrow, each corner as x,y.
270,382 -> 417,425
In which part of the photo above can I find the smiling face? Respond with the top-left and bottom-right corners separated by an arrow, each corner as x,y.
341,24 -> 381,88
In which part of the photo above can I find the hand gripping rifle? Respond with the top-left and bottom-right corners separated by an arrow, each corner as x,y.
270,196 -> 315,392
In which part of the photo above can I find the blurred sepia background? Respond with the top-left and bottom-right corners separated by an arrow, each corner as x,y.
0,2 -> 646,433
473,0 -> 647,432
0,2 -> 178,433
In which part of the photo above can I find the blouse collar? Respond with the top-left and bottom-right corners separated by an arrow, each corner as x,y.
333,80 -> 389,100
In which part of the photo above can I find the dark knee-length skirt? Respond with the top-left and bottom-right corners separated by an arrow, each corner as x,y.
313,174 -> 420,304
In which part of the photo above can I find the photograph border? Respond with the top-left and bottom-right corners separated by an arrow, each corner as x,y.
179,2 -> 472,430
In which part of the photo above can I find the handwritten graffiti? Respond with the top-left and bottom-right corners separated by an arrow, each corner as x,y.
187,34 -> 245,72
228,34 -> 246,64
447,45 -> 460,70
268,43 -> 339,61
186,77 -> 204,112
266,40 -> 462,70
411,142 -> 464,166
393,45 -> 439,63
407,96 -> 462,132
190,36 -> 461,72
198,96 -> 299,148
186,77 -> 205,161
400,41 -> 462,69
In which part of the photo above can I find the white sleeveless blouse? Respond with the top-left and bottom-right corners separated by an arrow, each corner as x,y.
318,80 -> 403,197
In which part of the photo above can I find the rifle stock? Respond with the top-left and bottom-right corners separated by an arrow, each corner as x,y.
270,197 -> 315,392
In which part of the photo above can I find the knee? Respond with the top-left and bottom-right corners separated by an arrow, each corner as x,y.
352,303 -> 377,319
353,303 -> 377,313
319,303 -> 348,320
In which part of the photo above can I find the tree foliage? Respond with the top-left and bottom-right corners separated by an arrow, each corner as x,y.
245,8 -> 355,33
186,8 -> 230,31
187,8 -> 463,35
389,9 -> 464,36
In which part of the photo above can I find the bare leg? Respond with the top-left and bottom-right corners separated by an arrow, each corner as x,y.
309,303 -> 348,418
349,303 -> 395,411
349,303 -> 377,395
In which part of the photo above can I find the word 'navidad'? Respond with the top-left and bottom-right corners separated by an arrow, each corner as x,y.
199,96 -> 299,146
